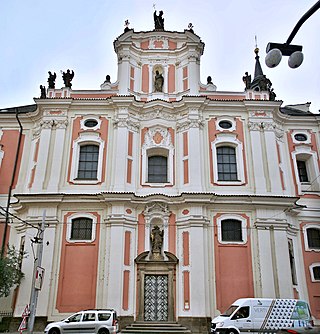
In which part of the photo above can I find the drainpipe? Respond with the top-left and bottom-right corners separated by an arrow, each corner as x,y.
1,108 -> 23,258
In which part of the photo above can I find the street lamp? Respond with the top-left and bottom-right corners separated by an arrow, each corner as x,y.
265,0 -> 320,69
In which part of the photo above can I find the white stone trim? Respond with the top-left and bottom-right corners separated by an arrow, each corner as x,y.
80,116 -> 102,131
211,134 -> 245,185
309,262 -> 320,282
303,224 -> 320,252
291,130 -> 311,144
141,127 -> 174,186
66,212 -> 97,243
70,132 -> 105,184
216,214 -> 248,245
216,117 -> 235,132
291,146 -> 320,193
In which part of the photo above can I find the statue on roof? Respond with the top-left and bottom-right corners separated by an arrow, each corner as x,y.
154,10 -> 164,30
154,70 -> 164,92
269,88 -> 276,101
242,72 -> 251,90
124,19 -> 130,33
47,71 -> 56,89
40,85 -> 46,98
62,69 -> 74,88
207,76 -> 213,85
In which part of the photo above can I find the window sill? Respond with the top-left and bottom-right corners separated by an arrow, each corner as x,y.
71,178 -> 99,185
143,182 -> 172,187
215,180 -> 245,186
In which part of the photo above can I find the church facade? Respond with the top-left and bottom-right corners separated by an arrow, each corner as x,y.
0,12 -> 320,333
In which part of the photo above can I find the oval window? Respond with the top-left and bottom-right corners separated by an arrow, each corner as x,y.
294,133 -> 307,142
84,119 -> 98,128
219,120 -> 232,129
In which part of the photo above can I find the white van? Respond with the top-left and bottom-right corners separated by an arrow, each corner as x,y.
211,298 -> 313,334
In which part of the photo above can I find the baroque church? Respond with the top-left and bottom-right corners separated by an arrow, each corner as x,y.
0,10 -> 320,333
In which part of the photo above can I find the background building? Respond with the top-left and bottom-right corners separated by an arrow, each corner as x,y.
0,12 -> 319,333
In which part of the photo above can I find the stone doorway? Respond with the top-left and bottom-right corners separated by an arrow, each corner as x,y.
135,251 -> 178,322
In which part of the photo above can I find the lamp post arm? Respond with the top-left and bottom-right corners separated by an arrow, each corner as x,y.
286,0 -> 320,45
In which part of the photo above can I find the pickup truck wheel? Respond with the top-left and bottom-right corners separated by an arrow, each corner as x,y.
228,330 -> 238,334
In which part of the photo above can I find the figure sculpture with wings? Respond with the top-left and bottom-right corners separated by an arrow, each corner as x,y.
62,69 -> 74,88
47,71 -> 56,89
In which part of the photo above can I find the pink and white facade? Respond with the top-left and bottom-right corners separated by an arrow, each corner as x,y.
0,21 -> 320,333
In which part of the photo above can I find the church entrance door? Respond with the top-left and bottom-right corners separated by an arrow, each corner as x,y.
144,274 -> 168,321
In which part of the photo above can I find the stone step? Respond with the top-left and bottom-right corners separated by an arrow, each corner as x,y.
121,321 -> 191,334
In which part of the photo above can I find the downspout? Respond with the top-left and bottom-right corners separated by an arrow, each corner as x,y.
1,108 -> 23,257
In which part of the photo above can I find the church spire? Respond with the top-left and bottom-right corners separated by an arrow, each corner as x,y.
249,47 -> 271,93
253,47 -> 264,78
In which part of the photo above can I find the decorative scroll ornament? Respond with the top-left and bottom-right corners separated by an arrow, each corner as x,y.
142,127 -> 173,150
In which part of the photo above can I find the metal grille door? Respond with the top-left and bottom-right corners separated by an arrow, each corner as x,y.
144,275 -> 168,321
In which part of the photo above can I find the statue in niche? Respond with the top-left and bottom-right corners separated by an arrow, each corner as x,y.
40,85 -> 46,98
47,71 -> 56,89
154,10 -> 164,30
62,69 -> 74,88
150,225 -> 164,255
242,72 -> 251,90
154,70 -> 164,92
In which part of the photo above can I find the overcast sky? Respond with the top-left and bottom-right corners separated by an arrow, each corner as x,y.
0,0 -> 319,113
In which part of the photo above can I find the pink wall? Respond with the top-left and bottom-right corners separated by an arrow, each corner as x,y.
300,222 -> 320,320
214,214 -> 254,312
56,212 -> 100,312
0,130 -> 25,194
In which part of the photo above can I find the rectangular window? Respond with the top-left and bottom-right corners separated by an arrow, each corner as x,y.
217,146 -> 238,181
71,218 -> 93,240
307,228 -> 320,249
288,239 -> 297,285
77,145 -> 99,180
221,219 -> 242,242
313,266 -> 320,280
148,155 -> 168,183
297,160 -> 309,182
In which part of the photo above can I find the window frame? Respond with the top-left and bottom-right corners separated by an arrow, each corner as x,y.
292,146 -> 320,193
141,128 -> 174,187
66,213 -> 97,243
303,224 -> 320,252
77,144 -> 100,180
80,116 -> 101,131
216,146 -> 238,182
221,219 -> 243,242
70,133 -> 105,184
309,263 -> 320,282
211,135 -> 245,185
217,214 -> 248,245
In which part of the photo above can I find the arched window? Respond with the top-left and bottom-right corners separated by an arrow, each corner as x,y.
77,145 -> 99,180
217,146 -> 238,181
148,155 -> 168,183
70,217 -> 93,241
221,219 -> 243,242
